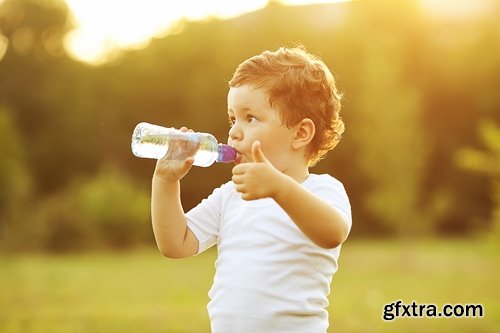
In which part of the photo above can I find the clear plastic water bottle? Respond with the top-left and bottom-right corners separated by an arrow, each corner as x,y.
131,122 -> 238,167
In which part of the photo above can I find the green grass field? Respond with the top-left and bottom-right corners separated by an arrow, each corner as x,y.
1,238 -> 499,333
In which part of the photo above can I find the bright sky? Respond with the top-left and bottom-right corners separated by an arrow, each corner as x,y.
63,0 -> 348,65
62,0 -> 494,65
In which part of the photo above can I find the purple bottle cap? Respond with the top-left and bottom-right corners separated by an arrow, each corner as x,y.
216,144 -> 238,163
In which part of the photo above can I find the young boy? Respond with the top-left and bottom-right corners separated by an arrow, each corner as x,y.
151,46 -> 351,333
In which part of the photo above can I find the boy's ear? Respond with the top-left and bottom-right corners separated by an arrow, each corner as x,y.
292,118 -> 315,150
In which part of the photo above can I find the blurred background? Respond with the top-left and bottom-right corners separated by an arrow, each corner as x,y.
0,0 -> 499,332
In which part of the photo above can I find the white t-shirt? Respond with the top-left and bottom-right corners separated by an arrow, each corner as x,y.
186,174 -> 352,333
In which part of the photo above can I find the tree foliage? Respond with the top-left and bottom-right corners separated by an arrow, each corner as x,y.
456,119 -> 500,238
1,0 -> 499,251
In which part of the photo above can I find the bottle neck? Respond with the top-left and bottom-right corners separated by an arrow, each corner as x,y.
216,144 -> 237,163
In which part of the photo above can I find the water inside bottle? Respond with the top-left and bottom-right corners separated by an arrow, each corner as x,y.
131,127 -> 170,159
132,122 -> 236,166
132,125 -> 219,166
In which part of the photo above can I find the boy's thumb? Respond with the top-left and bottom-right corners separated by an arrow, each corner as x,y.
181,157 -> 195,173
252,141 -> 268,163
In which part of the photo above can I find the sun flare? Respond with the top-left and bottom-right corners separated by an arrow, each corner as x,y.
64,0 -> 270,64
63,0 -> 350,65
64,0 -> 493,65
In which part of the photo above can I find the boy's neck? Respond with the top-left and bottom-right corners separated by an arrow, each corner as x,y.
283,164 -> 310,184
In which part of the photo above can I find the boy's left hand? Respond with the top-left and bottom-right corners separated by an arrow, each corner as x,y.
232,141 -> 284,201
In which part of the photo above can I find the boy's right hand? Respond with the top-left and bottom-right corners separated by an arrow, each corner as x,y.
153,127 -> 196,182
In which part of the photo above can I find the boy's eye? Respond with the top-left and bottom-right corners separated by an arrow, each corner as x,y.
228,117 -> 235,127
247,115 -> 256,123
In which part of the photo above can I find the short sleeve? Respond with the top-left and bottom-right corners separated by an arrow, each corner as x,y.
186,182 -> 231,254
306,174 -> 352,235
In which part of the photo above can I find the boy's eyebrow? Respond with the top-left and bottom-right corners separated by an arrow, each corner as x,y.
228,106 -> 252,114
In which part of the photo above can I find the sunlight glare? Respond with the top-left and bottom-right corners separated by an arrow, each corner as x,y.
281,0 -> 348,5
63,0 -> 353,65
420,0 -> 494,19
64,0 -> 269,64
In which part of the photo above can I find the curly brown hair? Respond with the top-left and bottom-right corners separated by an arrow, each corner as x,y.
229,46 -> 344,166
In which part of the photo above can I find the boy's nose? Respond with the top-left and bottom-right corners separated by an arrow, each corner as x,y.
228,123 -> 242,141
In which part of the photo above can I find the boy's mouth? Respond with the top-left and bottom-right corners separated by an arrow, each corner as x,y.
234,151 -> 243,165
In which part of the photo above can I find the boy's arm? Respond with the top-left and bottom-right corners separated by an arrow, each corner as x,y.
232,142 -> 349,249
272,176 -> 349,249
151,174 -> 199,258
151,128 -> 199,258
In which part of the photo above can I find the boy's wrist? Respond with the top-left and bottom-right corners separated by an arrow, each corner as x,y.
272,170 -> 310,204
271,172 -> 294,202
152,171 -> 180,186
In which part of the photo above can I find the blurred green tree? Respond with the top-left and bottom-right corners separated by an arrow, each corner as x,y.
0,107 -> 32,246
416,6 -> 500,234
0,0 -> 100,195
456,119 -> 500,238
345,0 -> 430,235
1,0 -> 499,251
5,165 -> 152,252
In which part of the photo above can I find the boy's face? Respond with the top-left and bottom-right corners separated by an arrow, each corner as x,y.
227,84 -> 297,171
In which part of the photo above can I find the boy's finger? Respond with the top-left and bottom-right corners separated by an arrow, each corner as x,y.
232,164 -> 247,175
181,157 -> 194,172
252,141 -> 268,163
